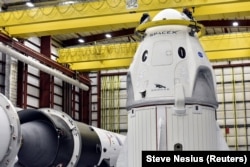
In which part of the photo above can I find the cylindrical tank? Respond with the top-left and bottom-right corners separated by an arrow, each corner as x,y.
0,94 -> 21,167
15,108 -> 125,167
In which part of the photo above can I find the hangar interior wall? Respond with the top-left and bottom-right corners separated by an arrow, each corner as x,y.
214,60 -> 250,151
0,37 -> 249,150
19,37 -> 64,110
0,37 -> 82,121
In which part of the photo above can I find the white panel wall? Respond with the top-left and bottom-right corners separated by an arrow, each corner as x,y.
3,36 -> 249,150
6,57 -> 18,105
51,45 -> 63,110
23,37 -> 64,109
0,37 -> 64,109
90,72 -> 98,127
54,76 -> 63,110
214,60 -> 250,150
24,38 -> 41,108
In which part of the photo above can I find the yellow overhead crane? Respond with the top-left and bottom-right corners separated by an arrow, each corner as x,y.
57,32 -> 250,71
201,32 -> 250,61
0,0 -> 250,37
0,0 -> 250,71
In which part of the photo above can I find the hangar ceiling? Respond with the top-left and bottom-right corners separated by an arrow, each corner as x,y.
0,0 -> 250,71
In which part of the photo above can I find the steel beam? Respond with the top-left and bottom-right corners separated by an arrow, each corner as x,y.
62,28 -> 135,47
200,32 -> 250,61
3,13 -> 142,37
0,1 -> 250,37
200,33 -> 250,51
207,49 -> 250,61
70,58 -> 132,71
57,42 -> 139,63
39,36 -> 54,108
0,33 -> 90,84
16,62 -> 28,108
1,0 -> 246,26
60,19 -> 250,46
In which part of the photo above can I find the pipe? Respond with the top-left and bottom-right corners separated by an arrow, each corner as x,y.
0,42 -> 89,91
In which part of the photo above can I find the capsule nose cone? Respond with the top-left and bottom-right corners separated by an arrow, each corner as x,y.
152,8 -> 190,21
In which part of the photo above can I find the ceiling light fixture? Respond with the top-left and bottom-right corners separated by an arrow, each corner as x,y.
105,34 -> 112,38
26,2 -> 34,7
62,1 -> 76,5
78,38 -> 85,43
232,21 -> 239,27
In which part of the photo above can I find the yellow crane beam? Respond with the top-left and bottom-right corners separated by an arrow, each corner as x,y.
57,32 -> 250,71
1,0 -> 246,26
201,33 -> 250,61
0,1 -> 250,37
70,58 -> 132,71
57,42 -> 139,63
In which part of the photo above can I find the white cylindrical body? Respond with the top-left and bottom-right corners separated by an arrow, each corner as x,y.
0,106 -> 12,161
0,94 -> 21,167
0,93 -> 125,167
93,127 -> 126,166
16,108 -> 126,167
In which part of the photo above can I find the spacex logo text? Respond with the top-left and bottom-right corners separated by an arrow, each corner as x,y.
149,30 -> 179,37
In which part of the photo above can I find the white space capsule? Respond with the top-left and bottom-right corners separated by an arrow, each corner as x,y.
124,8 -> 228,167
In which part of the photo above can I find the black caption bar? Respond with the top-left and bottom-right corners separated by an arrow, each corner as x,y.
142,151 -> 250,167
